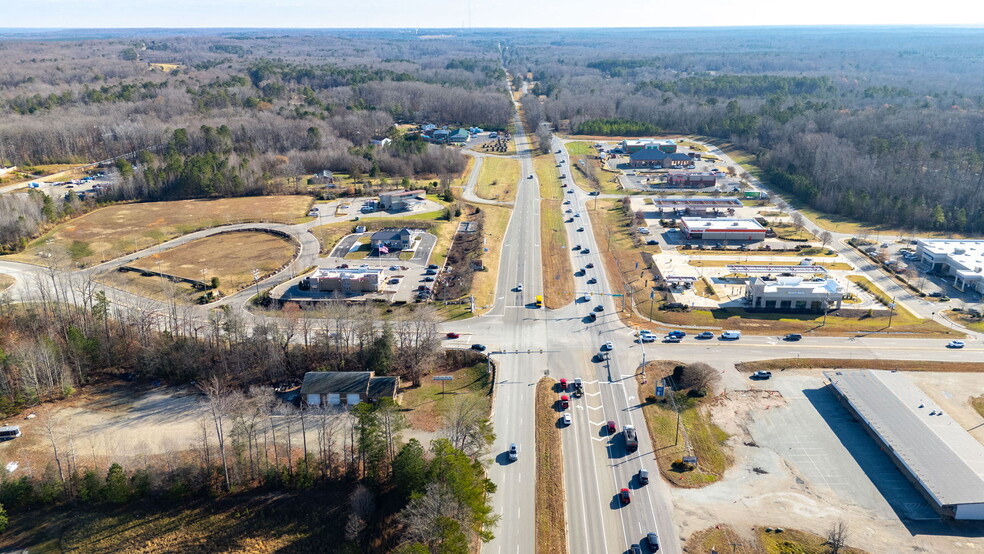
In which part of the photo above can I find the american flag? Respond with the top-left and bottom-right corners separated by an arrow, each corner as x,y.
378,244 -> 389,254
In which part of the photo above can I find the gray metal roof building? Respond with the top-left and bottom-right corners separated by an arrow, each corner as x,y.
825,369 -> 984,520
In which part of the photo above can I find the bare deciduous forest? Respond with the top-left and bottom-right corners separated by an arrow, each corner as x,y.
509,27 -> 984,233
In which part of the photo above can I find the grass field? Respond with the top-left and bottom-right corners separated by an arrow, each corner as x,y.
12,196 -> 312,265
845,275 -> 904,314
771,222 -> 816,241
564,141 -> 594,156
474,157 -> 521,202
737,358 -> 984,373
401,362 -> 490,432
0,274 -> 13,292
311,222 -> 357,255
471,204 -> 512,314
689,525 -> 867,554
535,378 -> 566,554
637,361 -> 731,487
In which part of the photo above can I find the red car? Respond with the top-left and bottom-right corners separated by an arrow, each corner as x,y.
606,420 -> 617,434
620,488 -> 631,504
559,378 -> 568,391
560,395 -> 569,409
446,332 -> 460,339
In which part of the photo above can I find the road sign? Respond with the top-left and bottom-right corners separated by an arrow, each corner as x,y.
433,376 -> 453,381
683,455 -> 698,464
655,386 -> 665,397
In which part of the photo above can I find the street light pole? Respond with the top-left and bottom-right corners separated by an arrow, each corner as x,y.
888,296 -> 897,328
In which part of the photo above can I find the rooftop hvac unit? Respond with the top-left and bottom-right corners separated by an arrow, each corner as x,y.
954,248 -> 966,255
976,267 -> 983,273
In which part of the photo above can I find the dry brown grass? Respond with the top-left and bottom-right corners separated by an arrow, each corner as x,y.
127,231 -> 296,293
971,395 -> 984,418
636,361 -> 731,488
310,222 -> 357,255
401,362 -> 490,432
688,259 -> 852,270
688,525 -> 868,554
535,377 -> 567,554
688,525 -> 760,554
0,273 -> 14,292
470,204 -> 511,314
737,358 -> 984,374
474,157 -> 521,202
13,196 -> 312,264
539,162 -> 575,308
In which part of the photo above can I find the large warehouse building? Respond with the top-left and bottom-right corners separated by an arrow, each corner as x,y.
679,217 -> 766,241
825,369 -> 984,520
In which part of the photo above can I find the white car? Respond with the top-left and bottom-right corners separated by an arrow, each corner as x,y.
508,443 -> 518,461
604,341 -> 614,351
947,340 -> 965,348
516,283 -> 523,292
562,413 -> 572,425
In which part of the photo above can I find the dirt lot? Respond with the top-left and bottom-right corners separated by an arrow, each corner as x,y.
670,369 -> 984,554
11,196 -> 312,264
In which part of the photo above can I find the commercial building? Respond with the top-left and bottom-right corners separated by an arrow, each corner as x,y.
300,371 -> 399,407
448,129 -> 470,143
629,149 -> 692,168
679,217 -> 766,241
914,240 -> 984,294
744,276 -> 844,311
378,189 -> 425,211
664,172 -> 718,188
370,227 -> 414,251
825,369 -> 984,520
621,138 -> 677,154
304,267 -> 385,293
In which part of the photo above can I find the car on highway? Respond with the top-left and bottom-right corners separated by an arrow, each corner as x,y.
582,248 -> 591,254
516,283 -> 523,292
662,335 -> 681,343
577,227 -> 585,232
619,488 -> 631,504
567,189 -> 573,194
559,378 -> 568,391
647,532 -> 660,551
574,377 -> 582,390
639,334 -> 656,343
508,443 -> 518,461
721,330 -> 741,340
573,244 -> 581,250
389,265 -> 400,271
471,344 -> 486,351
565,209 -> 573,213
947,340 -> 965,348
425,268 -> 437,275
427,264 -> 439,270
594,305 -> 604,312
589,191 -> 600,196
446,332 -> 460,339
667,330 -> 686,338
751,371 -> 773,380
606,420 -> 617,434
783,333 -> 803,341
638,468 -> 649,485
560,395 -> 570,408
563,200 -> 571,205
586,312 -> 597,322
562,412 -> 572,425
630,544 -> 643,554
574,213 -> 580,217
528,174 -> 534,179
423,276 -> 435,282
603,341 -> 614,351
587,277 -> 597,284
585,262 -> 594,268
696,331 -> 714,339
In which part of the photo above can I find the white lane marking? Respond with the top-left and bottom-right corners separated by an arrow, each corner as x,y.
518,473 -> 521,483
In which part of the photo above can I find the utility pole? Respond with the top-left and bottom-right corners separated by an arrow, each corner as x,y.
888,296 -> 897,328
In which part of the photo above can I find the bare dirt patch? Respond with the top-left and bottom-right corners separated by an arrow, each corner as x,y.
12,196 -> 312,264
0,273 -> 14,291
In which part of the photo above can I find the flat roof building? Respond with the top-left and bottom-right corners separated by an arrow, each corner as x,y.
379,189 -> 425,211
665,172 -> 717,188
305,267 -> 384,293
629,149 -> 692,168
745,276 -> 843,311
679,217 -> 766,241
915,239 -> 984,295
825,369 -> 984,520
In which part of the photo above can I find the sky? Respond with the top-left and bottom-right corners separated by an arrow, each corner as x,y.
1,0 -> 983,28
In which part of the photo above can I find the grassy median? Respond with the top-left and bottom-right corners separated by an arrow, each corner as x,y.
737,358 -> 984,374
535,155 -> 575,308
535,377 -> 567,553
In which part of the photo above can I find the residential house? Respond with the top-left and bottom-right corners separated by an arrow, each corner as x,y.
371,136 -> 392,148
300,371 -> 400,407
448,129 -> 470,144
311,170 -> 334,185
